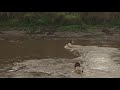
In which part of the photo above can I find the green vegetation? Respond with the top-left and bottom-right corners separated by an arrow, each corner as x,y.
0,12 -> 120,33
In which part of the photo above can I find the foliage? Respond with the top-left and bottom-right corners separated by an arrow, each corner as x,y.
0,12 -> 120,33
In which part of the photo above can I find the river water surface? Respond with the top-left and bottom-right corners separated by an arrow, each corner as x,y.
0,39 -> 120,78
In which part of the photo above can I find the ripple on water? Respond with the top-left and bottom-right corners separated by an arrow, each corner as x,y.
65,44 -> 120,77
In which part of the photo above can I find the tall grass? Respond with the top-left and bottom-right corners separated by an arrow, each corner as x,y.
0,12 -> 120,32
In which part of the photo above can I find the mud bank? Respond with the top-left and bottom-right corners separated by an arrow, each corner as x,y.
0,30 -> 120,42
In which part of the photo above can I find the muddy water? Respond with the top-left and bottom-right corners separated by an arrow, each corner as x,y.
64,43 -> 120,78
0,39 -> 120,78
0,39 -> 77,59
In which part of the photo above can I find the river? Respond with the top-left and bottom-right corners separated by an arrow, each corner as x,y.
0,38 -> 120,78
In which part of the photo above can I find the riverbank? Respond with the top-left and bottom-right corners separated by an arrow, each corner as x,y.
0,28 -> 120,42
0,29 -> 120,46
